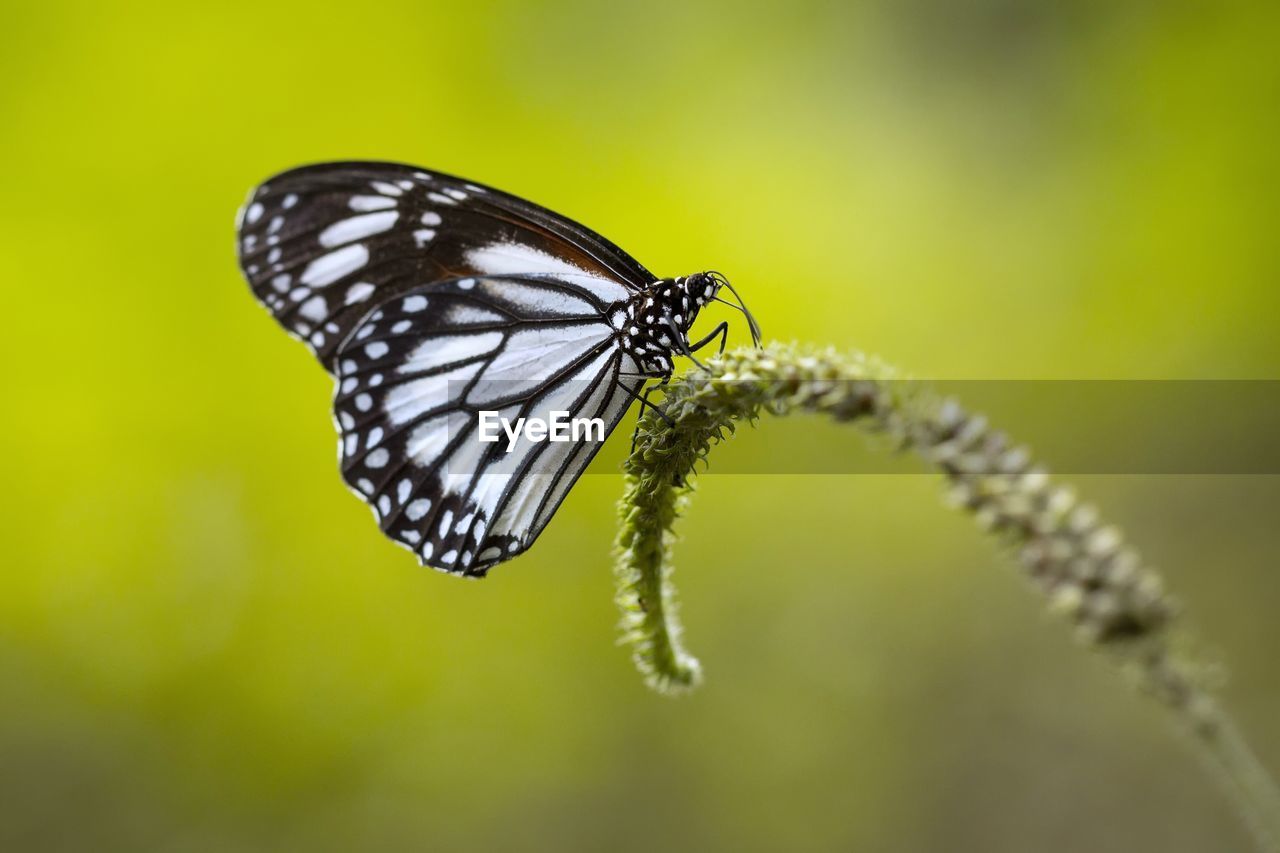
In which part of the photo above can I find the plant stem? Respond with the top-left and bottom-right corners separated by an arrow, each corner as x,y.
613,343 -> 1280,850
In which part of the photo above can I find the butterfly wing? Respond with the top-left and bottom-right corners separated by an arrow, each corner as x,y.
332,273 -> 642,577
236,161 -> 655,369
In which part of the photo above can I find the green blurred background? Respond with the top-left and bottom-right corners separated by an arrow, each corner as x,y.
3,1 -> 1278,850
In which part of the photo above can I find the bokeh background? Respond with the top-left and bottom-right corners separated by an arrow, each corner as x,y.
3,1 -> 1278,850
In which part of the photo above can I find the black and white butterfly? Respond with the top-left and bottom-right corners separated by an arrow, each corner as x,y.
236,162 -> 759,577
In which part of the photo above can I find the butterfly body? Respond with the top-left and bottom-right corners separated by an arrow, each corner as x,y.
236,162 -> 753,577
618,274 -> 720,377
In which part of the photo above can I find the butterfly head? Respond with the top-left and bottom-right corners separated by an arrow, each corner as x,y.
623,272 -> 762,375
685,271 -> 722,309
691,270 -> 763,348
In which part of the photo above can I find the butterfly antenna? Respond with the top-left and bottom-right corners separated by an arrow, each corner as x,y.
712,296 -> 756,328
710,272 -> 762,347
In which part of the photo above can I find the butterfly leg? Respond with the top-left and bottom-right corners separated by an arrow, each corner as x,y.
619,374 -> 689,486
687,321 -> 730,357
664,308 -> 708,369
616,378 -> 676,457
629,385 -> 656,458
616,378 -> 673,427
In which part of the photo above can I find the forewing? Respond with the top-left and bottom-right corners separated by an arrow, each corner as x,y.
332,274 -> 642,576
236,161 -> 653,369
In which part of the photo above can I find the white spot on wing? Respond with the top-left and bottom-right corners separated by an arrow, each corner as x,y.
406,498 -> 433,521
445,304 -> 506,325
301,244 -> 369,287
299,295 -> 328,322
319,211 -> 399,247
385,362 -> 485,426
345,282 -> 377,304
555,271 -> 633,305
477,278 -> 596,317
397,332 -> 503,375
349,195 -> 397,212
465,242 -> 586,279
406,416 -> 451,464
467,324 -> 610,405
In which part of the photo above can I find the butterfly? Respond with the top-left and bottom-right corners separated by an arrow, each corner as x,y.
236,162 -> 760,577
